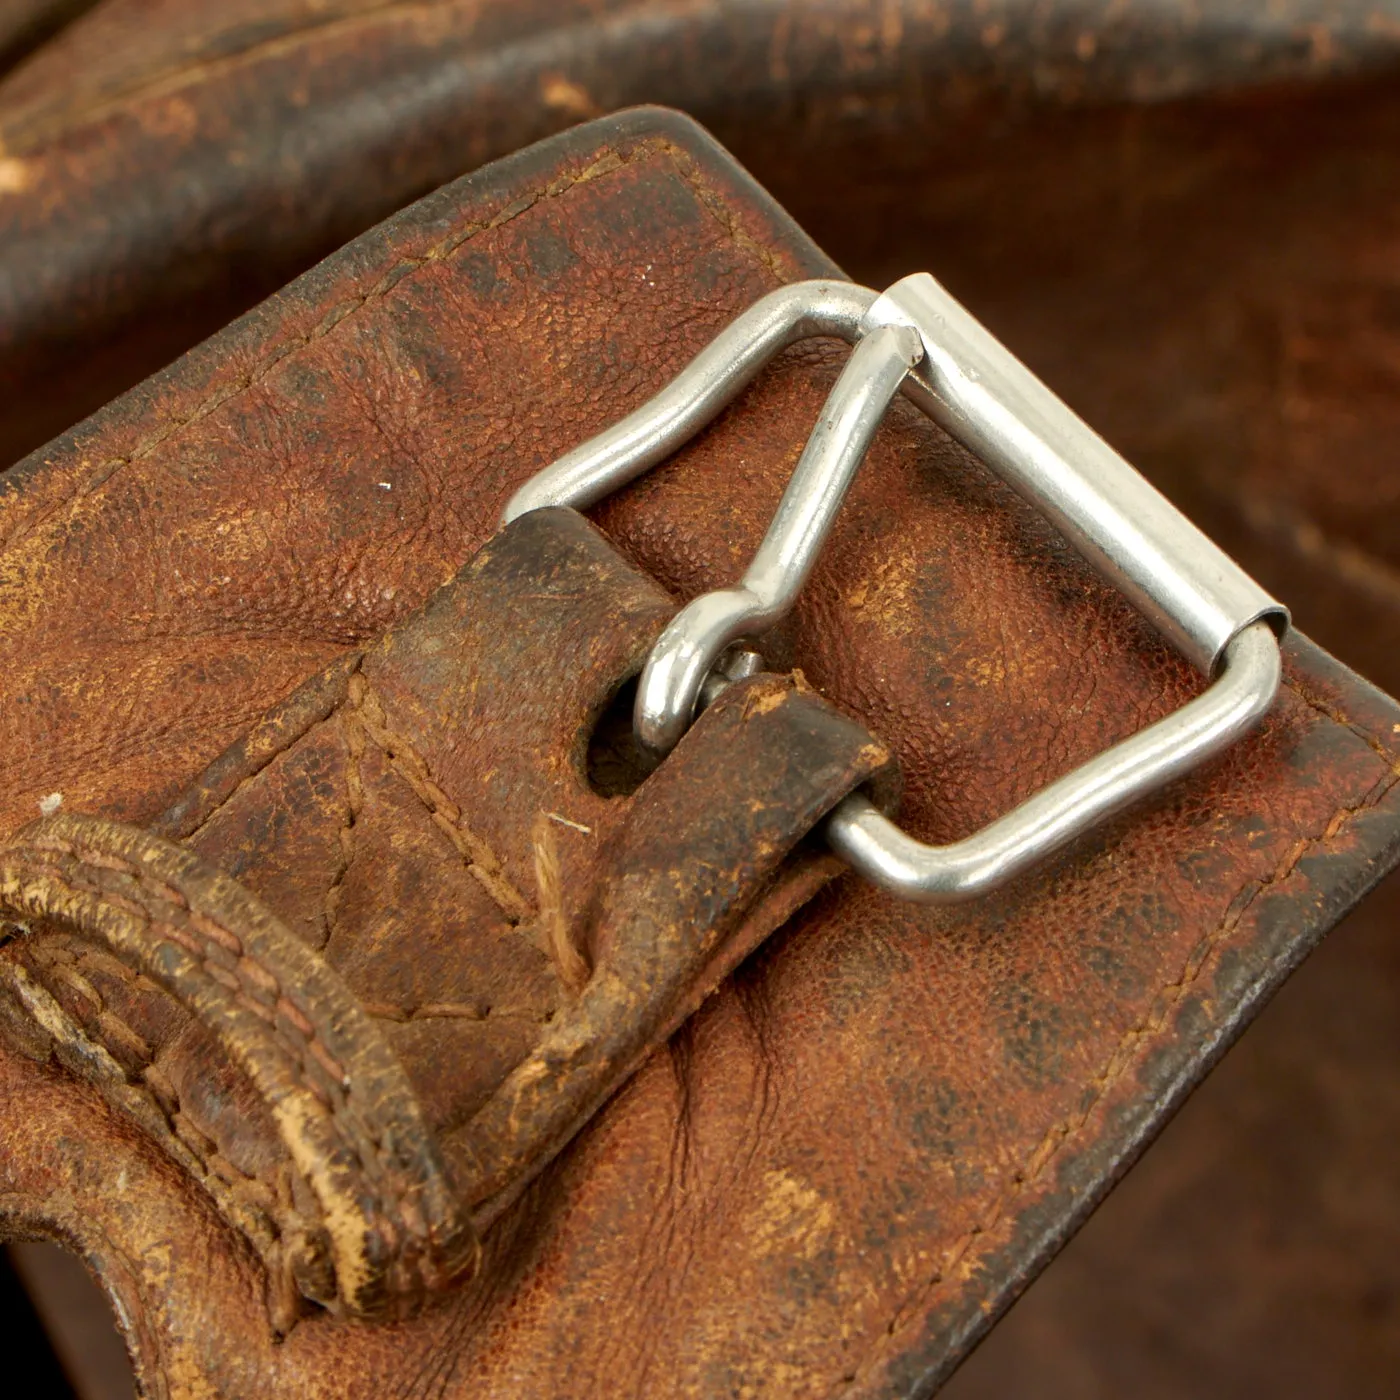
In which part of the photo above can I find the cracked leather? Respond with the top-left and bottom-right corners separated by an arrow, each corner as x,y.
0,504 -> 892,1327
0,108 -> 1399,1397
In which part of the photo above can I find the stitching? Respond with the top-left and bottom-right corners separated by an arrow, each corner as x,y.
531,811 -> 589,993
2,838 -> 404,1219
1,831 -> 459,1309
4,940 -> 283,1241
645,136 -> 791,284
1287,677 -> 1400,772
360,999 -> 552,1024
18,94 -> 1389,1355
837,752 -> 1400,1392
0,140 -> 663,557
347,672 -> 533,922
16,840 -> 352,1092
0,131 -> 792,558
4,937 -> 307,1326
323,693 -> 366,951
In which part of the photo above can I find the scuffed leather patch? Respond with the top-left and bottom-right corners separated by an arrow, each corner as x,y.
0,507 -> 891,1325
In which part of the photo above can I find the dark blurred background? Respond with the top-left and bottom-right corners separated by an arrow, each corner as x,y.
0,2 -> 1396,1395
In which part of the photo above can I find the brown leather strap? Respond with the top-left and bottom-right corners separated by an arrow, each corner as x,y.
0,505 -> 893,1326
0,811 -> 476,1323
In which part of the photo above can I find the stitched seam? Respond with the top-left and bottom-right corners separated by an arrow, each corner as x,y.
323,694 -> 366,951
16,846 -> 352,1095
3,942 -> 284,1244
347,672 -> 533,922
361,999 -> 552,1024
0,140 -> 671,557
645,136 -> 791,284
47,948 -> 279,1210
3,840 -> 406,1230
365,1002 -> 549,1024
836,757 -> 1400,1393
3,840 -> 448,1305
1288,678 -> 1400,771
7,942 -> 309,1324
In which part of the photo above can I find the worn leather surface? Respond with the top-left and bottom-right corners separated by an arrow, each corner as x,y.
0,0 -> 1396,766
0,0 -> 1398,479
1,107 -> 1399,1397
0,505 -> 890,1327
942,867 -> 1400,1398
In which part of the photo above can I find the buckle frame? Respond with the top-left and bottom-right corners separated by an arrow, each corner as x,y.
504,275 -> 1286,903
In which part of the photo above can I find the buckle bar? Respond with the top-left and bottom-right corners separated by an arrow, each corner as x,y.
504,274 -> 1287,903
865,275 -> 1286,673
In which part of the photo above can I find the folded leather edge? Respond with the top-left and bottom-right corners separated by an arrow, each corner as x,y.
0,811 -> 478,1325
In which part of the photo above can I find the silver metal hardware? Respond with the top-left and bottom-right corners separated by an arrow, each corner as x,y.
825,620 -> 1280,900
634,321 -> 924,758
505,274 -> 1288,903
504,280 -> 877,520
863,276 -> 1285,674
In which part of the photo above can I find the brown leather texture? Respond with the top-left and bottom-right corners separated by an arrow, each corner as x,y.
0,0 -> 1393,479
0,505 -> 889,1328
943,867 -> 1400,1399
0,0 -> 1397,741
1,107 -> 1399,1397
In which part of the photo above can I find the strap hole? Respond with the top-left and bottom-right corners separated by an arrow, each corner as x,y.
585,677 -> 650,799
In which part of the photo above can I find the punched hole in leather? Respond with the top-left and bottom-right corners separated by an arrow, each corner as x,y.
0,507 -> 894,1328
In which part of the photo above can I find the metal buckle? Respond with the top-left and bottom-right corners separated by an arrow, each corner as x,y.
504,274 -> 1288,903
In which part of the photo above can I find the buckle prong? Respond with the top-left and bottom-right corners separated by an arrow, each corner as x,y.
633,320 -> 923,758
